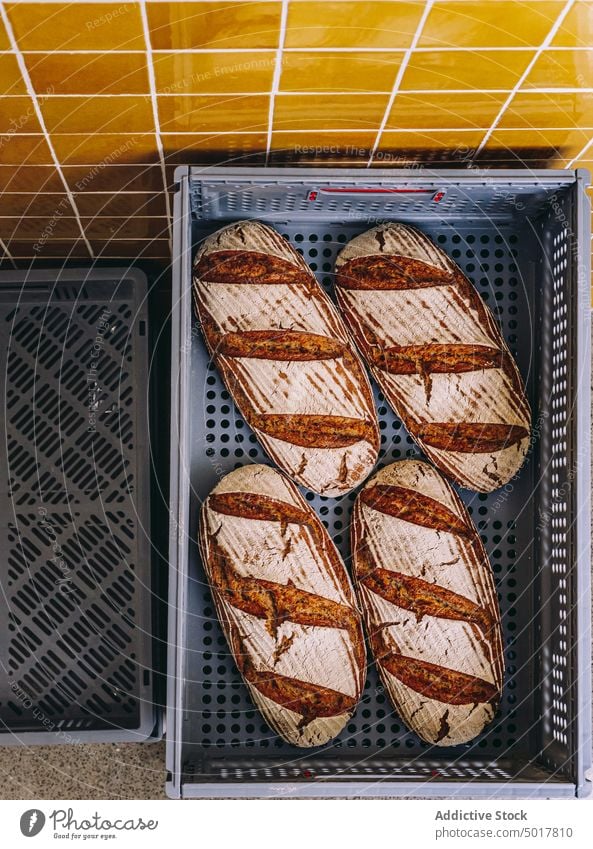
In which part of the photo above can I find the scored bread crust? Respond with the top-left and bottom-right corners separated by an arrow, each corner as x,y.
193,220 -> 379,496
352,459 -> 504,746
199,464 -> 367,747
335,223 -> 531,492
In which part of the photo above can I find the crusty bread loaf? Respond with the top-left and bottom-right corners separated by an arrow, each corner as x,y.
335,223 -> 531,492
193,220 -> 379,496
199,464 -> 366,747
352,459 -> 503,746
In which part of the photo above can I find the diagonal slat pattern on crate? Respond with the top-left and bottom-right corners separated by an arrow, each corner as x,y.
0,273 -> 152,739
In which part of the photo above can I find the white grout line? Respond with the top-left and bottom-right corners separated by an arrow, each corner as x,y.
2,87 -> 593,97
566,136 -> 593,168
472,0 -> 577,158
367,0 -> 436,167
0,237 -> 16,268
0,0 -> 530,3
4,0 -> 262,2
0,3 -> 94,257
0,129 -> 466,138
2,127 -> 591,143
281,45 -> 592,53
139,0 -> 172,248
264,0 -> 289,165
79,127 -> 593,135
1,45 -> 592,55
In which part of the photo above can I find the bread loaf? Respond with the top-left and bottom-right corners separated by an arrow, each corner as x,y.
352,459 -> 503,746
199,464 -> 366,747
194,220 -> 379,496
335,223 -> 531,492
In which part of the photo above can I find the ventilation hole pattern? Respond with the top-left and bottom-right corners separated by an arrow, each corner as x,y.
541,225 -> 572,763
208,758 -> 520,782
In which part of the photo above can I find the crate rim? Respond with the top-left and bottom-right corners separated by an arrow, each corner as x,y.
174,164 -> 586,186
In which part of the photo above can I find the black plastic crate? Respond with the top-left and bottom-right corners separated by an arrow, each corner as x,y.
0,268 -> 155,743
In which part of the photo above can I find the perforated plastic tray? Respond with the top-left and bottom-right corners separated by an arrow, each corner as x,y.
167,167 -> 591,797
0,267 -> 156,744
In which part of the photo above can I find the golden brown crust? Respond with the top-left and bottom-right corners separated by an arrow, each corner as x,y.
373,645 -> 499,706
336,254 -> 453,290
367,343 -> 507,375
208,490 -> 348,581
209,490 -> 313,526
195,249 -> 315,287
413,421 -> 529,454
360,483 -> 472,537
251,413 -> 377,449
217,330 -> 348,361
356,553 -> 494,637
207,533 -> 362,638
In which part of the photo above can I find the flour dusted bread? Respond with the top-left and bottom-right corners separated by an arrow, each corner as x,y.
199,464 -> 366,747
335,223 -> 531,492
352,459 -> 503,746
193,220 -> 379,496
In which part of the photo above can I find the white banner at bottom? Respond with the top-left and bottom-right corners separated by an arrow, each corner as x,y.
0,797 -> 592,847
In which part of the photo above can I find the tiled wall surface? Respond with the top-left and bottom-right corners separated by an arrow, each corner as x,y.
0,0 -> 592,263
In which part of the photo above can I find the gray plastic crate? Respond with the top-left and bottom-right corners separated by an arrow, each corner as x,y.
0,267 -> 156,744
167,167 -> 592,798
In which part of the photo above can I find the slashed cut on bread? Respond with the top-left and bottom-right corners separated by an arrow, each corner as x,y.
335,223 -> 531,492
199,464 -> 367,747
193,220 -> 379,496
352,459 -> 504,746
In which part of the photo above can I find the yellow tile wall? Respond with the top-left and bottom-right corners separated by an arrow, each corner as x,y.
0,0 -> 590,265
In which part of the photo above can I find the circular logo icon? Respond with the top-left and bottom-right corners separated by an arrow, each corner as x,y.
20,810 -> 45,837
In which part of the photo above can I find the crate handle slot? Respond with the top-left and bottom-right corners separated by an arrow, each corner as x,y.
309,187 -> 446,202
